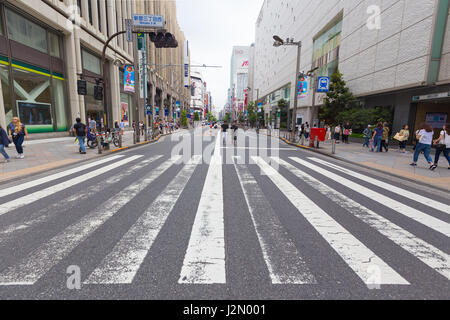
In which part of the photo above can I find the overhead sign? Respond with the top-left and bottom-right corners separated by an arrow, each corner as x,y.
125,19 -> 133,42
412,92 -> 450,101
133,15 -> 164,28
317,76 -> 330,93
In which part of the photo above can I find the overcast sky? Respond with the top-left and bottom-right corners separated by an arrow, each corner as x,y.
176,0 -> 264,111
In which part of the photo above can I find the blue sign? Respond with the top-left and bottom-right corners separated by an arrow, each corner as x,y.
164,109 -> 169,117
187,114 -> 191,119
156,107 -> 159,114
257,102 -> 262,113
146,105 -> 152,115
133,15 -> 164,28
317,76 -> 330,93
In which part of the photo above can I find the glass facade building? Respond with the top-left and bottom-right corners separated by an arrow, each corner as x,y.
0,4 -> 68,133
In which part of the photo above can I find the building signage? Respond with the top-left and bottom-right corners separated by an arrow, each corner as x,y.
124,65 -> 135,93
132,15 -> 164,28
426,113 -> 448,129
297,75 -> 308,99
317,76 -> 330,93
125,19 -> 133,42
412,92 -> 450,101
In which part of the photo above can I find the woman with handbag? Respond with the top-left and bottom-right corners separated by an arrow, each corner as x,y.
8,117 -> 28,159
343,122 -> 352,144
394,125 -> 409,153
430,124 -> 450,171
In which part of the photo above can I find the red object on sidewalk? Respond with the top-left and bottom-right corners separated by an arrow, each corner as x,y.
310,128 -> 326,147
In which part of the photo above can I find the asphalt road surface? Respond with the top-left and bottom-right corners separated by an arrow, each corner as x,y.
0,127 -> 449,300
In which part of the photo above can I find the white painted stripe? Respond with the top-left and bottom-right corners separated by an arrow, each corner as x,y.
308,157 -> 450,214
274,157 -> 450,281
0,159 -> 157,244
0,155 -> 139,217
253,156 -> 408,285
0,155 -> 124,198
84,156 -> 201,284
0,155 -> 178,285
292,158 -> 450,237
179,132 -> 225,284
234,161 -> 316,284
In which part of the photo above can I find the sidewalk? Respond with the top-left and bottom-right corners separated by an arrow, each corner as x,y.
261,129 -> 450,192
0,129 -> 174,183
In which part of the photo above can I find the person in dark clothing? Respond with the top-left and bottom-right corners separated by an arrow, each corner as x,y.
343,122 -> 352,144
221,121 -> 229,144
73,118 -> 87,154
231,121 -> 238,146
0,124 -> 10,162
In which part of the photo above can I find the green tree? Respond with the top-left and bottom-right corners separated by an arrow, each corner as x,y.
181,110 -> 188,127
247,102 -> 258,127
224,112 -> 231,123
194,112 -> 200,122
320,70 -> 357,125
278,99 -> 289,129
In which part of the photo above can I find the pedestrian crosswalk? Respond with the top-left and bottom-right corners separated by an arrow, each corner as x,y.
0,144 -> 449,291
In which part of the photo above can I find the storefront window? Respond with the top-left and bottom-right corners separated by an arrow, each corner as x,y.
0,62 -> 12,125
6,8 -> 47,54
85,81 -> 104,126
49,32 -> 61,58
12,66 -> 53,132
82,49 -> 101,75
52,77 -> 68,131
120,93 -> 133,127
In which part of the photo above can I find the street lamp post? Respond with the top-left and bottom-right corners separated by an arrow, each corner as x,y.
273,35 -> 302,142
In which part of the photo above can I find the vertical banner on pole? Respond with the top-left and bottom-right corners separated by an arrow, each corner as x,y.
184,40 -> 190,87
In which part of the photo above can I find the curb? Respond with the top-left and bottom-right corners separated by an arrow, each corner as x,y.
3,131 -> 182,185
277,136 -> 450,193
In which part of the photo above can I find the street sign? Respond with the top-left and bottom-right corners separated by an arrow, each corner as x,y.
125,19 -> 133,42
165,109 -> 169,117
146,105 -> 152,115
133,15 -> 164,28
317,76 -> 330,93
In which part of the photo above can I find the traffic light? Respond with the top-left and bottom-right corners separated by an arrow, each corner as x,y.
94,85 -> 103,101
77,80 -> 87,95
148,30 -> 178,48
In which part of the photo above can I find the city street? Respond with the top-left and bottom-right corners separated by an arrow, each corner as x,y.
0,128 -> 448,300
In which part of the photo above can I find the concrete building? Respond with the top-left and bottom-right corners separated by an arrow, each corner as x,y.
190,69 -> 205,119
254,0 -> 450,133
0,0 -> 189,136
230,45 -> 250,120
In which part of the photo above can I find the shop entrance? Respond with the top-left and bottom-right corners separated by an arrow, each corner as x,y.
414,100 -> 449,135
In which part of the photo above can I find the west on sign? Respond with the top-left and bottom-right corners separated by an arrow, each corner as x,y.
133,15 -> 164,28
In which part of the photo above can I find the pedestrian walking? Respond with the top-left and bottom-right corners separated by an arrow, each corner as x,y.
430,124 -> 450,171
372,123 -> 384,153
334,124 -> 341,143
343,122 -> 352,144
304,122 -> 310,140
394,125 -> 410,153
326,125 -> 332,142
89,117 -> 97,133
8,117 -> 28,159
139,121 -> 144,136
0,124 -> 11,162
221,121 -> 229,144
73,118 -> 87,154
381,122 -> 390,152
410,123 -> 434,168
363,125 -> 372,148
231,121 -> 238,146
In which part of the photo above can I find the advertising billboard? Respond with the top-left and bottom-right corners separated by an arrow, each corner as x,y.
124,65 -> 135,93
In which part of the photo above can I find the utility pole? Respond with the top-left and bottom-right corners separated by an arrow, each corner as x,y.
292,42 -> 302,142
